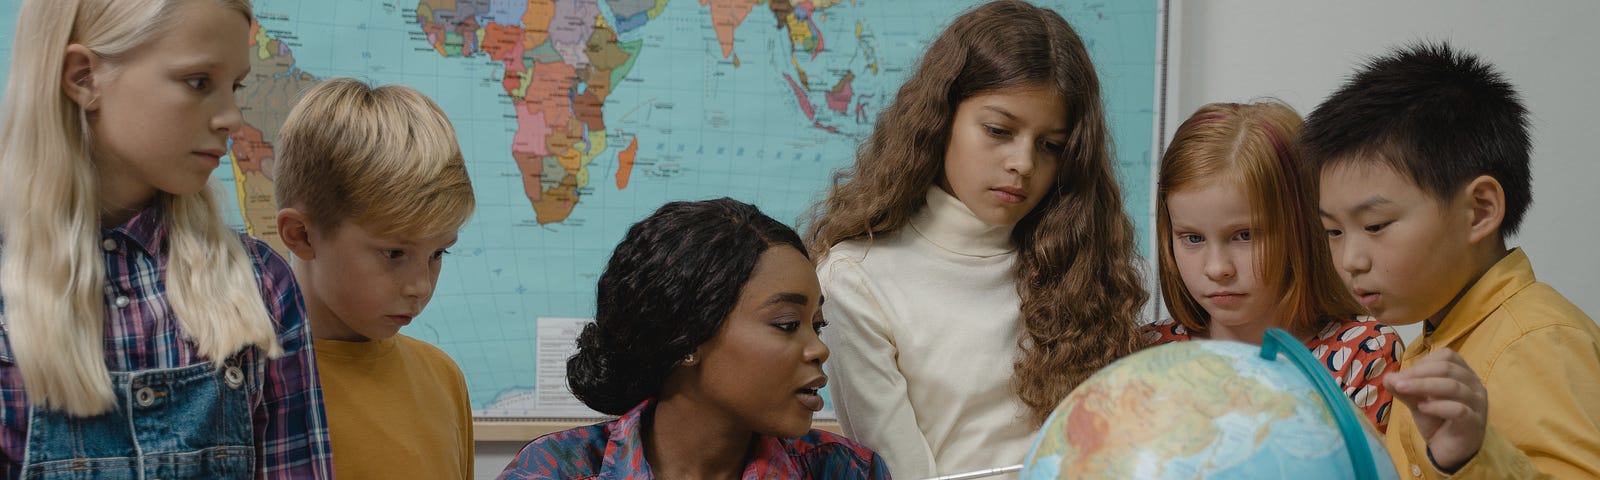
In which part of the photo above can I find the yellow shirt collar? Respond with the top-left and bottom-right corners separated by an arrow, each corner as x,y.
1424,248 -> 1536,349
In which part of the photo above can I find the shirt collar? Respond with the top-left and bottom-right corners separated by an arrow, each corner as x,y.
908,186 -> 1016,257
1424,248 -> 1537,349
599,400 -> 655,479
742,434 -> 801,480
105,200 -> 167,257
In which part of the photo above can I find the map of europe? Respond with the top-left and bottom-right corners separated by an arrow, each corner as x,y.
0,0 -> 1158,419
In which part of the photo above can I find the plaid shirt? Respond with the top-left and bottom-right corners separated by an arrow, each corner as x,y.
499,399 -> 890,479
0,203 -> 335,479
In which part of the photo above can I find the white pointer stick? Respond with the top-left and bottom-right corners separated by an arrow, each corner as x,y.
923,464 -> 1024,480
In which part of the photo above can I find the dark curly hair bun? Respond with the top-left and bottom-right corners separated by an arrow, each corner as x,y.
565,198 -> 807,415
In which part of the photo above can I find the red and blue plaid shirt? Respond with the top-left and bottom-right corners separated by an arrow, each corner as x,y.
0,203 -> 335,479
499,399 -> 890,479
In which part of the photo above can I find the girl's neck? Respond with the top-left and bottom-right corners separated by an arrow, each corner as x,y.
100,202 -> 148,227
98,174 -> 157,227
1205,316 -> 1314,345
645,396 -> 753,480
1205,321 -> 1275,345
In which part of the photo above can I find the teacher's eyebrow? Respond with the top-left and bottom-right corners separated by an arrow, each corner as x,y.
764,292 -> 811,307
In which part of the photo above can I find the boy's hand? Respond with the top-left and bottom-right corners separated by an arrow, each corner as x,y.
1384,348 -> 1487,472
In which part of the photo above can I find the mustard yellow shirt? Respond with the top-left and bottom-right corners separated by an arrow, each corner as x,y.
317,334 -> 475,479
1385,249 -> 1600,479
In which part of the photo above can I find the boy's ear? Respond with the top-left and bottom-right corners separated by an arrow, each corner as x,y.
61,44 -> 100,111
1461,175 -> 1506,244
276,208 -> 318,262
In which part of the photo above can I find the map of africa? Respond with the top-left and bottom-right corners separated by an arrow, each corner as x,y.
0,0 -> 1157,419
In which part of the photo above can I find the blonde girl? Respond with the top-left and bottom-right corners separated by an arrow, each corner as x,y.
0,0 -> 333,477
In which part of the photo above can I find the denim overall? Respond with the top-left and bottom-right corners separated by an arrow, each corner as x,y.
0,330 -> 263,480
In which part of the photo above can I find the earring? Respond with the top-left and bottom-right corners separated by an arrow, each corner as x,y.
682,353 -> 697,365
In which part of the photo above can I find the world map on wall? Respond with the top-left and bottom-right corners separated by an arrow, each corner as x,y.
0,0 -> 1157,418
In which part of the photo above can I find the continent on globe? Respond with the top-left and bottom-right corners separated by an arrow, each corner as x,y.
1022,340 -> 1399,480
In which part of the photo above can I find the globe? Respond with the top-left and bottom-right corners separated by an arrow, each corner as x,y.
1020,331 -> 1400,479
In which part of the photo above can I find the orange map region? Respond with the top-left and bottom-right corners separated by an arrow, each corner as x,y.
227,123 -> 286,255
701,0 -> 758,58
227,20 -> 318,256
782,73 -> 816,119
616,136 -> 639,189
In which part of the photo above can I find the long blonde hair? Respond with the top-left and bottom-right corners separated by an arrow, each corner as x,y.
805,0 -> 1147,424
1156,102 -> 1363,337
273,78 -> 475,237
0,0 -> 276,417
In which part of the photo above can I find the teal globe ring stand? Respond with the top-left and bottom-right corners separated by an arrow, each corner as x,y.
1259,328 -> 1382,479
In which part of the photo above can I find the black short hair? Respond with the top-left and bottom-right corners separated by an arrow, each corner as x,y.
566,198 -> 808,415
1301,41 -> 1532,234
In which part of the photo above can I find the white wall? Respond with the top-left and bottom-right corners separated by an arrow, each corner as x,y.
1166,0 -> 1600,339
475,443 -> 520,479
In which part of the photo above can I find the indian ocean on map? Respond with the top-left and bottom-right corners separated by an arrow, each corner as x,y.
0,0 -> 1157,419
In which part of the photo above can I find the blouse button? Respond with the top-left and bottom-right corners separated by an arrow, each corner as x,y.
114,296 -> 131,308
1410,464 -> 1422,477
100,238 -> 117,251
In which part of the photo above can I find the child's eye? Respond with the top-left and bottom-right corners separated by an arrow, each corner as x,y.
773,321 -> 800,333
1232,230 -> 1252,242
1326,228 -> 1344,238
1178,233 -> 1203,245
232,82 -> 248,92
1039,141 -> 1066,154
382,249 -> 406,260
813,319 -> 829,335
431,249 -> 451,260
185,77 -> 211,91
1364,222 -> 1391,234
983,125 -> 1012,138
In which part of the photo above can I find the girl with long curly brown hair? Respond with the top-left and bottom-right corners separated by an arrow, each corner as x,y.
804,1 -> 1147,477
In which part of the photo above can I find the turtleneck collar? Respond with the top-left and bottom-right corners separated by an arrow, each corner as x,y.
908,187 -> 1017,257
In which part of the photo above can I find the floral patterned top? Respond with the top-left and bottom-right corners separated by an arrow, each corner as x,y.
498,399 -> 890,479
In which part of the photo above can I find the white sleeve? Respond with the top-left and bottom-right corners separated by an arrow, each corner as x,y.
818,256 -> 938,480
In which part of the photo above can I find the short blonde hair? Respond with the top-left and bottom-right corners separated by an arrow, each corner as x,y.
274,78 -> 474,237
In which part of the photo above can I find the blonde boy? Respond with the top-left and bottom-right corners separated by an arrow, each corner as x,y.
1305,43 -> 1600,478
274,78 -> 477,479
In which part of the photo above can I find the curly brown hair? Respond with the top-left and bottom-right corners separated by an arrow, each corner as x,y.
804,0 -> 1147,425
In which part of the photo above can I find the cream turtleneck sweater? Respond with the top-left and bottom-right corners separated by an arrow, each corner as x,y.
818,187 -> 1034,480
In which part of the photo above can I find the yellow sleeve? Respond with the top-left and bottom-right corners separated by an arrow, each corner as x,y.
1438,325 -> 1600,479
453,361 -> 475,480
817,257 -> 939,480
